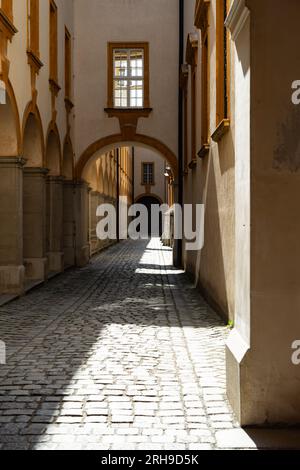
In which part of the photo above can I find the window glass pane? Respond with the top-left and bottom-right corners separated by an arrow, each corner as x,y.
114,79 -> 128,107
130,50 -> 144,77
113,48 -> 145,108
114,50 -> 128,77
143,163 -> 154,184
130,80 -> 143,107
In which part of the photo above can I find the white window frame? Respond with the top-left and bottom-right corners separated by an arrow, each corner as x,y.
113,48 -> 145,109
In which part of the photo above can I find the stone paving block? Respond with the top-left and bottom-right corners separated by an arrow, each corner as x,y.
0,239 -> 251,450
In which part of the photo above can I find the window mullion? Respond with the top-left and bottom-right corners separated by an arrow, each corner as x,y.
127,50 -> 131,108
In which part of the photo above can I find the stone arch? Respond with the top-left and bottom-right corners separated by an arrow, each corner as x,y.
0,80 -> 21,156
62,137 -> 74,180
76,133 -> 178,179
135,192 -> 163,205
22,105 -> 44,167
45,125 -> 62,176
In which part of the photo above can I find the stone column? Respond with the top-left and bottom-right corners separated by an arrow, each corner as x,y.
23,168 -> 48,281
46,176 -> 64,273
74,180 -> 90,267
63,180 -> 75,268
90,191 -> 100,255
0,157 -> 25,294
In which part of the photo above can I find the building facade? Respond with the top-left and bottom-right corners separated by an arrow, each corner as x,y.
0,0 -> 299,427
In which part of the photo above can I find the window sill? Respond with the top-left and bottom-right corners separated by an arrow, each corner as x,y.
198,143 -> 210,159
211,118 -> 230,143
104,107 -> 152,117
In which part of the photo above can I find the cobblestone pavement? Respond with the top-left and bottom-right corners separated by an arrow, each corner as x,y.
0,239 -> 240,450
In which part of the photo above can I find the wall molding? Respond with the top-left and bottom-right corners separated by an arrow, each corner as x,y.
225,0 -> 250,41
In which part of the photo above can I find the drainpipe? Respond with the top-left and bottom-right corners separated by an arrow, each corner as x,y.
174,0 -> 184,268
131,146 -> 135,204
116,148 -> 120,242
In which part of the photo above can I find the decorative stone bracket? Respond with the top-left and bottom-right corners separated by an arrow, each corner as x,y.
27,50 -> 43,106
104,108 -> 152,140
0,8 -> 17,83
49,78 -> 61,123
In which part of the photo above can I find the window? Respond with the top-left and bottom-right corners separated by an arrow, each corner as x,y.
108,42 -> 149,109
49,0 -> 58,83
1,0 -> 12,20
216,0 -> 230,126
194,0 -> 210,156
28,0 -> 39,58
186,33 -> 198,167
201,29 -> 209,147
65,27 -> 71,99
142,163 -> 154,185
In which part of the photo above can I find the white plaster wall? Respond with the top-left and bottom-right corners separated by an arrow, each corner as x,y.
73,0 -> 179,162
133,147 -> 166,203
7,0 -> 74,150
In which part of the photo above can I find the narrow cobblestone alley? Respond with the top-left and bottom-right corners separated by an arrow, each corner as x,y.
0,239 -> 240,450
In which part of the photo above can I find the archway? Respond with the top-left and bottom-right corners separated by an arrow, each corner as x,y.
62,138 -> 74,180
0,81 -> 21,157
22,110 -> 48,282
46,129 -> 61,176
45,127 -> 64,274
62,138 -> 75,268
0,82 -> 23,294
75,133 -> 178,179
135,194 -> 163,237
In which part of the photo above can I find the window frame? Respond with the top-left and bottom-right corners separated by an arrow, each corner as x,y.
201,24 -> 210,149
141,162 -> 155,186
64,26 -> 72,100
1,0 -> 13,21
107,42 -> 150,109
216,0 -> 230,127
49,0 -> 58,84
27,0 -> 40,59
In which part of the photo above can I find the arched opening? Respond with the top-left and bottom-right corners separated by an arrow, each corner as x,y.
135,195 -> 163,237
0,84 -> 23,294
45,128 -> 64,274
62,138 -> 75,268
0,88 -> 20,157
23,112 -> 44,167
82,149 -> 128,256
22,111 -> 48,283
62,138 -> 74,180
46,130 -> 61,176
77,143 -> 175,260
75,134 -> 178,179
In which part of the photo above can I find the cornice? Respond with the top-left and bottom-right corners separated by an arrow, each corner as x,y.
225,0 -> 250,41
0,9 -> 18,39
194,0 -> 210,30
186,32 -> 198,66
